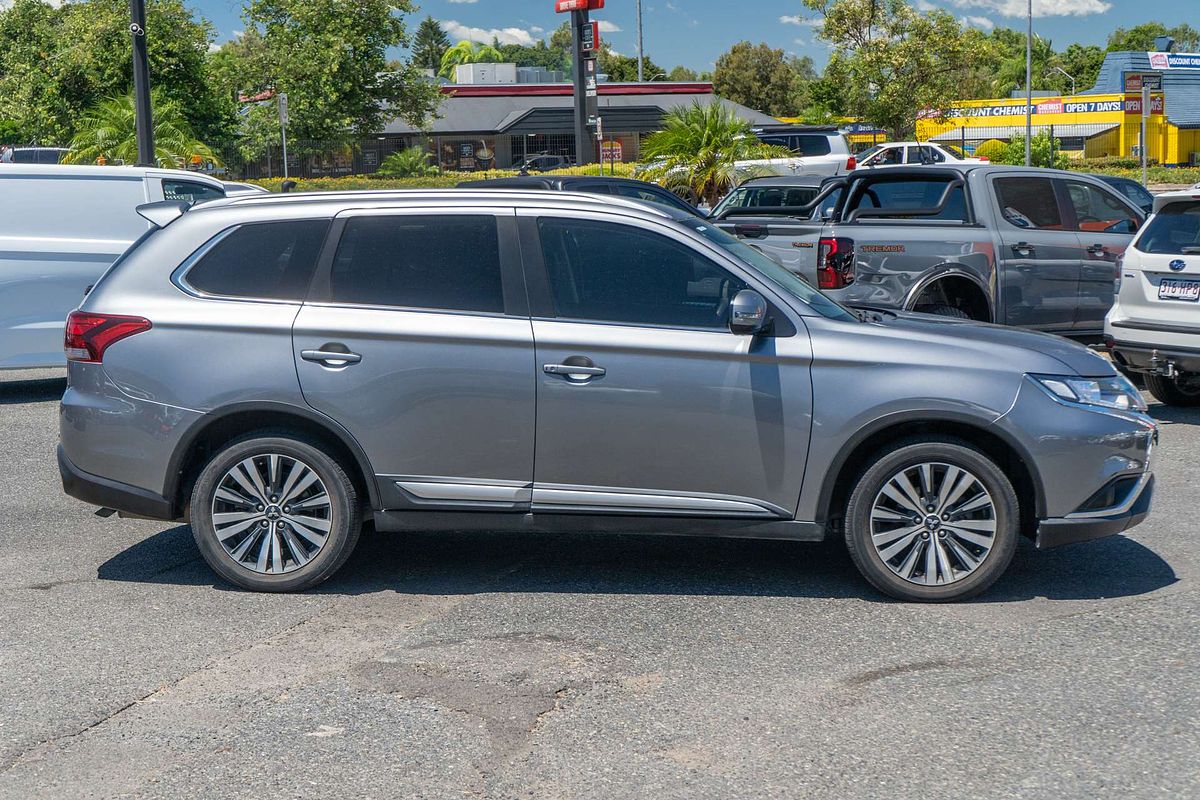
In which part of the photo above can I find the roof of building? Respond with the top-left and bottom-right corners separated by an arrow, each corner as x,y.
382,84 -> 779,136
1088,51 -> 1200,128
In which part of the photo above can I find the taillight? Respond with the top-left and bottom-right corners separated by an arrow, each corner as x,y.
817,237 -> 855,290
64,311 -> 152,363
978,156 -> 989,163
846,156 -> 857,171
1114,253 -> 1125,293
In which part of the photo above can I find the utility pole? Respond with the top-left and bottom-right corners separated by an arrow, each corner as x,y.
278,92 -> 289,179
556,0 -> 601,166
1025,0 -> 1032,167
636,0 -> 644,83
129,0 -> 155,166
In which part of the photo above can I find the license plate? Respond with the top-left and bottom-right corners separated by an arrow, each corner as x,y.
1159,279 -> 1200,302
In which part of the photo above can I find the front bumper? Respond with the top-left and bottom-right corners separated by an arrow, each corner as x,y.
1035,473 -> 1154,549
58,445 -> 176,521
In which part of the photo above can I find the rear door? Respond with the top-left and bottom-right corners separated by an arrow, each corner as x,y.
991,174 -> 1081,333
293,207 -> 536,511
1058,178 -> 1142,333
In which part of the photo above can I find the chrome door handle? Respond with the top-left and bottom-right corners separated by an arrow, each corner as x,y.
302,349 -> 362,366
1086,244 -> 1107,256
544,364 -> 606,377
1011,242 -> 1035,256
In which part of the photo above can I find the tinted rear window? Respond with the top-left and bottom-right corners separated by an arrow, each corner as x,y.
1135,201 -> 1200,255
330,215 -> 504,313
847,179 -> 968,222
184,220 -> 329,300
795,135 -> 832,157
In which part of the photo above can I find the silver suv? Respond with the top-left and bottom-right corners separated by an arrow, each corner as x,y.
59,190 -> 1157,602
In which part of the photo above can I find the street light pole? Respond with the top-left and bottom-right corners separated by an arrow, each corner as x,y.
636,0 -> 644,83
1025,0 -> 1032,167
129,0 -> 155,166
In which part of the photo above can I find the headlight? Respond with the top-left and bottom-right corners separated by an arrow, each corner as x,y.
1031,374 -> 1147,412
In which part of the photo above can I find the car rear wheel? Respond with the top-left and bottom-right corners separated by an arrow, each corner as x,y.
844,438 -> 1020,602
1144,372 -> 1200,407
190,434 -> 361,592
914,303 -> 972,320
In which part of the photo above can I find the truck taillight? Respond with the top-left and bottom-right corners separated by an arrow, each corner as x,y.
64,311 -> 152,363
817,237 -> 855,290
846,156 -> 857,171
1114,253 -> 1124,293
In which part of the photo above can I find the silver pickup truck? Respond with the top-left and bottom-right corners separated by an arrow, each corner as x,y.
713,165 -> 1146,339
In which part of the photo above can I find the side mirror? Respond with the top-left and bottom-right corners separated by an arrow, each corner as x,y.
729,289 -> 769,335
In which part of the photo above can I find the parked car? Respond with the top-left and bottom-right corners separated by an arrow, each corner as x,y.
857,141 -> 986,168
515,154 -> 573,172
1093,174 -> 1155,215
0,165 -> 226,370
458,175 -> 700,215
736,126 -> 858,178
59,189 -> 1155,602
714,165 -> 1145,340
709,176 -> 827,219
1106,189 -> 1200,405
222,181 -> 271,197
2,146 -> 70,164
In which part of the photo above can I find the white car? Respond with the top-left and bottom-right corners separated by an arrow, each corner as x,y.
1106,189 -> 1200,406
734,128 -> 858,179
858,142 -> 986,168
0,164 -> 226,370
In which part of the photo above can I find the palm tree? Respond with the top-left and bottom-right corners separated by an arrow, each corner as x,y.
377,145 -> 438,177
64,92 -> 218,168
638,102 -> 789,206
438,41 -> 503,81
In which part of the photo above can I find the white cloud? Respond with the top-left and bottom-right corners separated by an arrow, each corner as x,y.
441,20 -> 537,47
597,20 -> 622,33
793,37 -> 806,46
916,0 -> 939,10
960,14 -> 995,29
780,15 -> 820,26
946,0 -> 1111,17
447,0 -> 478,4
531,26 -> 545,34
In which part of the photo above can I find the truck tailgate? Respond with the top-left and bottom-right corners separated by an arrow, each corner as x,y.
715,217 -> 825,284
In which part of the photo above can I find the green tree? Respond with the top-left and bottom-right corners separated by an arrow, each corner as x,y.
989,131 -> 1068,169
638,101 -> 789,206
0,0 -> 64,143
64,91 -> 217,167
803,0 -> 970,138
668,65 -> 699,82
597,46 -> 663,82
241,0 -> 439,142
438,40 -> 502,80
411,17 -> 450,72
1058,43 -> 1106,95
496,40 -> 569,73
713,42 -> 806,116
377,145 -> 438,177
1107,22 -> 1200,53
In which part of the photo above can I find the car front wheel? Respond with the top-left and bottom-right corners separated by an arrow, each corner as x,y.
190,434 -> 361,592
844,438 -> 1020,602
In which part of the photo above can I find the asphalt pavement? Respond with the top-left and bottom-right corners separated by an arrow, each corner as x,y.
0,367 -> 1196,799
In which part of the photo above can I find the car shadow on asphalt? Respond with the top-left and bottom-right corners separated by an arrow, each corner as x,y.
1146,402 -> 1200,426
97,524 -> 1177,604
0,376 -> 66,405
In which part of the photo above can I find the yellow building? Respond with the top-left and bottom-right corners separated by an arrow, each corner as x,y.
916,51 -> 1200,167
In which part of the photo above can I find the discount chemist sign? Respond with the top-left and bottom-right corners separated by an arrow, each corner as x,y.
942,96 -> 1163,118
1148,52 -> 1200,70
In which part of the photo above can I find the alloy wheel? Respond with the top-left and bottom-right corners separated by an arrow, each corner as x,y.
209,453 -> 333,575
869,461 -> 997,586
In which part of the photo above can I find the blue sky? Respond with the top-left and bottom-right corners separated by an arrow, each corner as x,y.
194,0 -> 1197,72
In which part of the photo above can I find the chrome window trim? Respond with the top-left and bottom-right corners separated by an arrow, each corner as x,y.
170,222 -> 323,306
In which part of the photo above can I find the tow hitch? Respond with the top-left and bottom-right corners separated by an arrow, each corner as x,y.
1149,350 -> 1178,379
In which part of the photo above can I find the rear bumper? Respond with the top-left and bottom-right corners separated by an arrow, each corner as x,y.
58,445 -> 176,521
1035,473 -> 1154,549
1109,339 -> 1200,374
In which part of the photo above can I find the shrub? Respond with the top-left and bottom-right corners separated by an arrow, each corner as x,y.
972,139 -> 1007,162
377,146 -> 439,178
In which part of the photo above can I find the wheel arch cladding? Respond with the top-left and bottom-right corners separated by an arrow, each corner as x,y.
167,403 -> 380,518
818,416 -> 1043,539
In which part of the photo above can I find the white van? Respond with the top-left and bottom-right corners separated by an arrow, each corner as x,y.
0,165 -> 225,369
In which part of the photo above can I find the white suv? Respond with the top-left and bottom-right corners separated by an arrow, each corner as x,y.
1106,189 -> 1200,405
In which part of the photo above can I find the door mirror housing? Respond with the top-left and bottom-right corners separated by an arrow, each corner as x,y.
729,289 -> 769,335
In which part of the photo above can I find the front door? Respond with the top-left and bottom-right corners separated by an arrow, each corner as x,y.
293,208 -> 536,510
992,175 -> 1081,333
1059,178 -> 1142,334
519,212 -> 813,519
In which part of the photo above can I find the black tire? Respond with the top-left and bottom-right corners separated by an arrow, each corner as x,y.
1144,372 -> 1200,407
914,303 -> 972,320
844,438 -> 1020,603
190,433 -> 362,592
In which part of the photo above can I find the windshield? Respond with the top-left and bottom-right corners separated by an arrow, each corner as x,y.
858,145 -> 883,161
1135,201 -> 1200,254
684,219 -> 857,322
711,184 -> 819,217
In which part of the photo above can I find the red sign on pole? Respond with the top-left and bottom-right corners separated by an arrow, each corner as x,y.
555,0 -> 603,12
